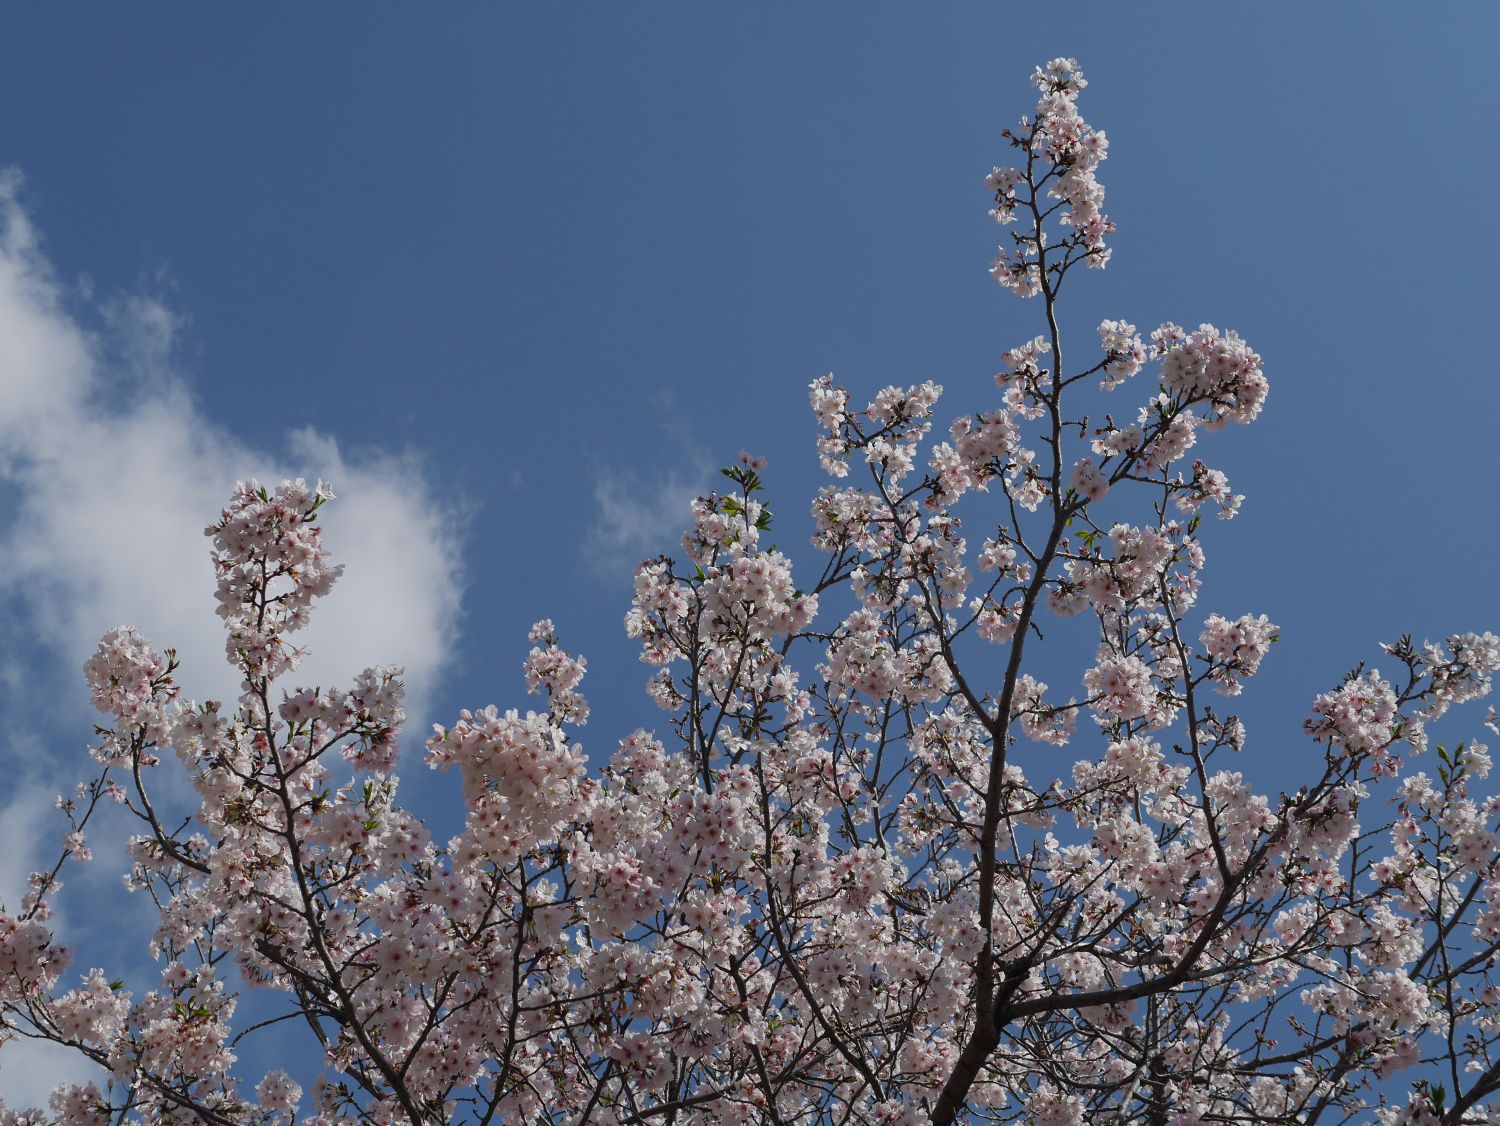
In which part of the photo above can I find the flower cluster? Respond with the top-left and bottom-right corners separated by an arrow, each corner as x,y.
523,618 -> 590,725
1200,612 -> 1278,695
206,478 -> 341,687
1305,671 -> 1400,759
82,627 -> 170,726
1156,322 -> 1268,427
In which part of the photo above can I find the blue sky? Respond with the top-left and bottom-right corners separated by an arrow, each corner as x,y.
1,3 -> 1498,1104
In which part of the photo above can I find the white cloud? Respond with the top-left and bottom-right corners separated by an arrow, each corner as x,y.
0,1037 -> 89,1113
0,176 -> 467,1105
0,177 -> 464,722
0,779 -> 51,913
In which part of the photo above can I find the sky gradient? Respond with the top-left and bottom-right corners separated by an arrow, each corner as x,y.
0,4 -> 1497,1105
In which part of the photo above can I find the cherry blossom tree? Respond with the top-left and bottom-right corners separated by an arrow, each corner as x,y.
6,57 -> 1500,1126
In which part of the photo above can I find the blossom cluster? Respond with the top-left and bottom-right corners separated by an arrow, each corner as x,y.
988,56 -> 1113,297
207,478 -> 341,688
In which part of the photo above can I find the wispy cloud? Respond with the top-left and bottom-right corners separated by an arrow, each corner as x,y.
588,464 -> 708,577
583,384 -> 715,578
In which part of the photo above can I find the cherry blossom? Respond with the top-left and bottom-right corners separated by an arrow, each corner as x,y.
4,57 -> 1499,1126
